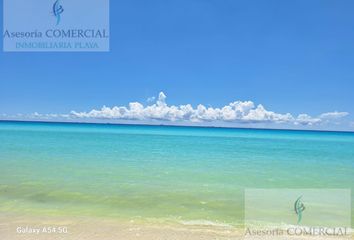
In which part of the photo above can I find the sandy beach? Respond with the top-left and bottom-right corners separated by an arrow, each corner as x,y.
1,213 -> 352,240
0,213 -> 243,240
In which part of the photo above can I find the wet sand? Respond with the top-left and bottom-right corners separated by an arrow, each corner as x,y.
0,213 -> 352,240
0,213 -> 242,240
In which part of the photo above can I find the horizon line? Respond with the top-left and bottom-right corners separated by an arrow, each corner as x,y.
1,119 -> 353,134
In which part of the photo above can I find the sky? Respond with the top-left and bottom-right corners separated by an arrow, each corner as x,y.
1,0 -> 354,130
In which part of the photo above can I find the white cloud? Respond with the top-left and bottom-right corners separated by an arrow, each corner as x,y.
294,114 -> 322,126
66,92 -> 349,126
2,92 -> 349,128
319,111 -> 349,119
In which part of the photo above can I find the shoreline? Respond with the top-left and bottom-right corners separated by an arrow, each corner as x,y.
1,213 -> 352,240
0,213 -> 242,240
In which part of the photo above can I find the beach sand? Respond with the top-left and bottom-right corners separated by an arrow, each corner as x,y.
0,213 -> 242,240
0,213 -> 352,240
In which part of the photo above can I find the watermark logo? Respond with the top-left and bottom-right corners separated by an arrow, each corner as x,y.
294,196 -> 305,224
3,0 -> 110,52
52,0 -> 64,26
244,189 -> 351,240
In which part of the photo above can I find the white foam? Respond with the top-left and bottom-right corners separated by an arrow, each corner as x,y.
179,220 -> 232,228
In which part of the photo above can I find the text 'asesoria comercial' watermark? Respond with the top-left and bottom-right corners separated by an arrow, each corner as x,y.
244,189 -> 352,240
3,0 -> 110,52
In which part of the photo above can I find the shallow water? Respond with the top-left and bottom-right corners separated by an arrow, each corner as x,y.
0,121 -> 353,226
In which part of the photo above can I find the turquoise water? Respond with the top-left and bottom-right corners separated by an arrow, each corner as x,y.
0,121 -> 353,226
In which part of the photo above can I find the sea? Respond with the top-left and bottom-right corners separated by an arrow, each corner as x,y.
0,121 -> 353,227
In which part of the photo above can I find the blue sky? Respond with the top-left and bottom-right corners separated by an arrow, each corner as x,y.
1,0 -> 354,130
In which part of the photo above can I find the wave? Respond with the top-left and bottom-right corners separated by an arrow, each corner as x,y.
179,220 -> 233,228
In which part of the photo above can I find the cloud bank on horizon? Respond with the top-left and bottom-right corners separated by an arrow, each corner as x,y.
3,92 -> 350,129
